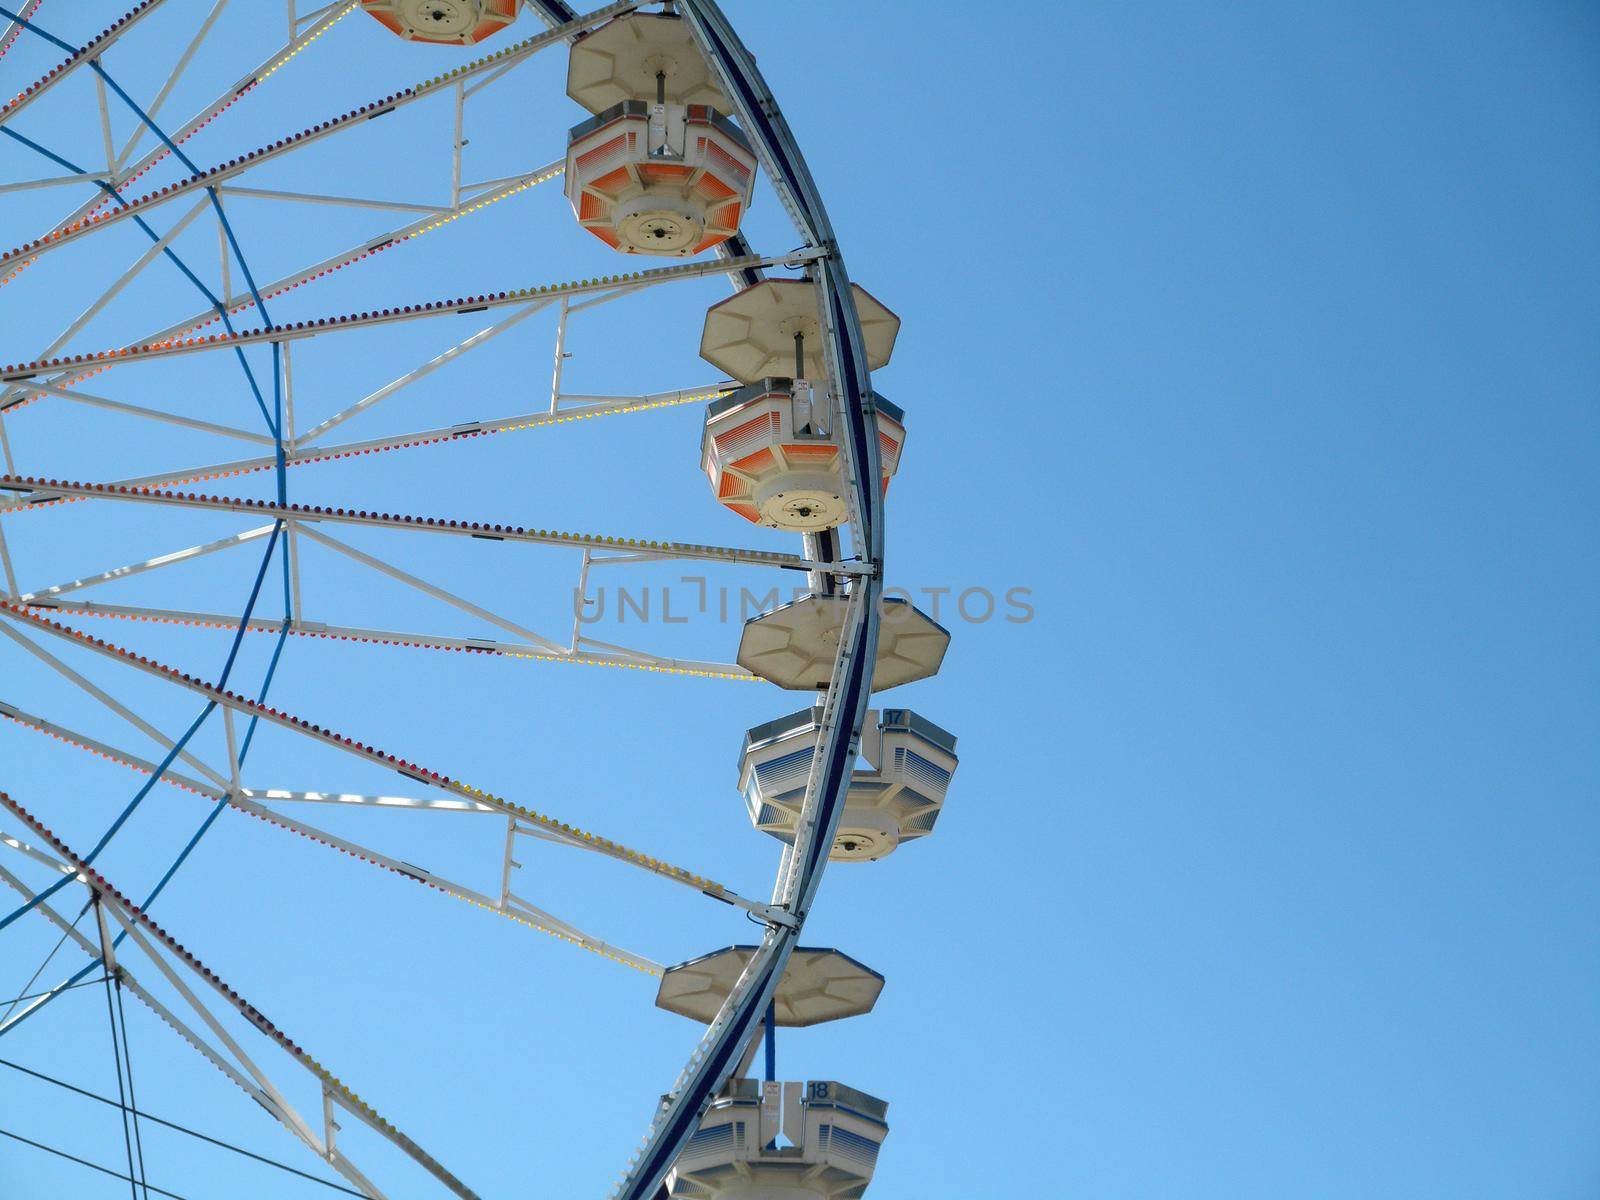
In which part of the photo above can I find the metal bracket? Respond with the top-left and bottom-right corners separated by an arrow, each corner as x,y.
748,903 -> 800,931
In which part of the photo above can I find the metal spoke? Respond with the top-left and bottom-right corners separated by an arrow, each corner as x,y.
0,621 -> 234,791
0,171 -> 115,194
0,599 -> 776,916
12,381 -> 275,444
246,789 -> 496,813
0,0 -> 636,266
295,523 -> 566,654
19,523 -> 277,603
0,834 -> 447,1200
23,598 -> 756,680
6,2 -> 359,276
112,0 -> 233,172
215,184 -> 447,215
0,385 -> 727,513
0,0 -> 176,128
0,251 -> 818,384
1,164 -> 565,414
294,301 -> 550,445
0,475 -> 828,572
0,698 -> 662,971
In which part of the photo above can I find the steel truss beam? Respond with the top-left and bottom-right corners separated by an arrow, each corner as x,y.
0,171 -> 113,193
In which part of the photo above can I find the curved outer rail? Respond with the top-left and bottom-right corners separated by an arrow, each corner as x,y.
609,3 -> 889,1198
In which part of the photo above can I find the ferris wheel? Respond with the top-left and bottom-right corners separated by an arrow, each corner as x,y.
0,3 -> 956,1197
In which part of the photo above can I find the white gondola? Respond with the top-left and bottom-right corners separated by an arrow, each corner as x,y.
656,946 -> 885,1027
739,709 -> 957,861
667,1078 -> 889,1200
565,13 -> 757,255
738,594 -> 951,692
698,279 -> 904,528
701,382 -> 906,531
359,0 -> 516,45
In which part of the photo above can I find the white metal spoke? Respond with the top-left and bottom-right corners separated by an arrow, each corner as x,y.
23,597 -> 756,679
93,72 -> 117,177
0,384 -> 729,513
0,621 -> 234,791
247,789 -> 496,813
295,300 -> 550,446
0,251 -> 816,384
295,523 -> 566,653
0,599 -> 775,915
296,2 -> 346,29
216,193 -> 232,300
0,827 -> 75,879
0,518 -> 17,597
0,164 -> 565,414
0,171 -> 114,194
0,475 -> 823,572
112,0 -> 233,172
13,380 -> 275,444
450,82 -> 464,207
215,184 -> 447,215
19,522 -> 277,603
0,0 -> 176,128
0,0 -> 636,266
0,795 -> 485,1199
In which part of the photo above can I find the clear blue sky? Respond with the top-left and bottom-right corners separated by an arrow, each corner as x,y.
0,2 -> 1596,1198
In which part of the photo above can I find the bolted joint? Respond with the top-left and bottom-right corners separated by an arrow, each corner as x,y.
749,902 -> 799,931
